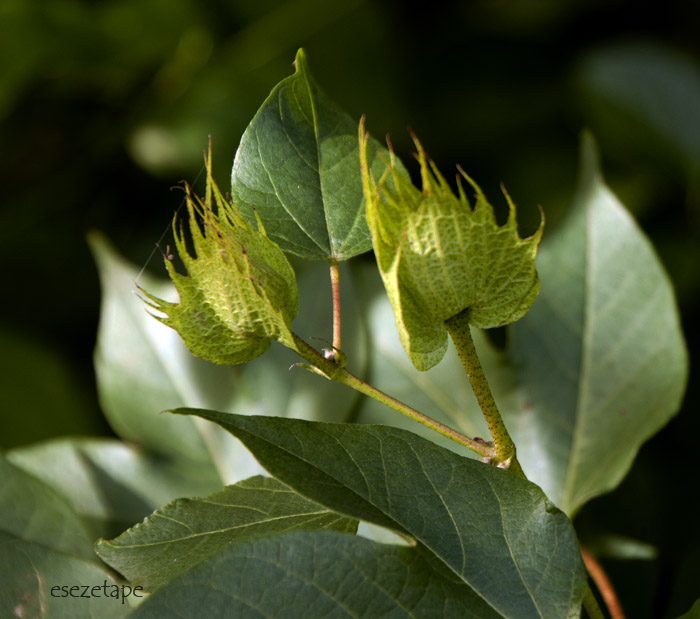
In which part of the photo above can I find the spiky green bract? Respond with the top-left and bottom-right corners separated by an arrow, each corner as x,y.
360,122 -> 544,371
141,148 -> 298,365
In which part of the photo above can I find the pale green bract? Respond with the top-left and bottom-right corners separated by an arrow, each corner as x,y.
360,121 -> 544,371
141,147 -> 298,365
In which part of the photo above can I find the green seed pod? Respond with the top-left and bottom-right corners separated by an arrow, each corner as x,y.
359,120 -> 543,371
141,145 -> 298,365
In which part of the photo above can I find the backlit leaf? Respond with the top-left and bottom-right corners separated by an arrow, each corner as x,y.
504,133 -> 688,514
230,48 -> 399,260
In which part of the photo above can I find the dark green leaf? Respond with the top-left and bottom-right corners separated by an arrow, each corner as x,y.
131,530 -> 499,619
230,48 -> 397,260
7,437 -> 222,540
172,410 -> 586,618
504,134 -> 688,515
96,476 -> 358,591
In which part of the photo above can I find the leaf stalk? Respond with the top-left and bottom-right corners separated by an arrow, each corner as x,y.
581,547 -> 625,618
290,333 -> 494,459
329,258 -> 342,355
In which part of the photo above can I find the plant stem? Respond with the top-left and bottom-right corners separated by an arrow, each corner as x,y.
444,309 -> 523,475
291,333 -> 494,460
581,548 -> 625,619
582,583 -> 606,619
329,258 -> 342,353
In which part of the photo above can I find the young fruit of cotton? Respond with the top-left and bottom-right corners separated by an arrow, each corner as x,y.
359,120 -> 543,371
141,149 -> 298,365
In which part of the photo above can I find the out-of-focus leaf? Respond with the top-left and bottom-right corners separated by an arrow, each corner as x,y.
130,530 -> 500,618
0,454 -> 128,616
676,600 -> 700,619
577,42 -> 700,172
504,134 -> 688,515
89,232 -> 246,484
6,437 -> 222,540
0,454 -> 94,561
173,410 -> 587,618
230,48 -> 398,260
230,259 -> 366,423
352,263 -> 489,454
90,235 -> 366,485
0,531 -> 128,619
583,533 -> 657,561
0,327 -> 99,449
97,476 -> 358,591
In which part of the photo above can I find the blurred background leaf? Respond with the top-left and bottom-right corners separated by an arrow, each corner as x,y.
1,1 -> 699,616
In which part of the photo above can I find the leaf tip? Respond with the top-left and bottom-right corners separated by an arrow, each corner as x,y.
293,48 -> 308,73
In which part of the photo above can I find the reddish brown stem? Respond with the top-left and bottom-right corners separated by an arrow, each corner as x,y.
330,258 -> 341,353
581,547 -> 625,619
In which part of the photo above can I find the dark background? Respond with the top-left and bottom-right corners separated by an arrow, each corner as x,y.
1,1 -> 698,616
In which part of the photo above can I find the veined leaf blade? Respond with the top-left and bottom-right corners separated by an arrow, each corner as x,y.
172,410 -> 586,618
96,476 -> 357,591
505,133 -> 688,514
230,48 -> 395,260
130,530 -> 501,618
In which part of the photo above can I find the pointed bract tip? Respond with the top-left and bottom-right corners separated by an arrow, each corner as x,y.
456,164 -> 483,196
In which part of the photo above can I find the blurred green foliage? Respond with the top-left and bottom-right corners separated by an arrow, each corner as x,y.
1,1 -> 699,616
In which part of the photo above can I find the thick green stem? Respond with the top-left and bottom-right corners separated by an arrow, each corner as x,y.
582,547 -> 623,618
291,333 -> 494,460
444,309 -> 523,475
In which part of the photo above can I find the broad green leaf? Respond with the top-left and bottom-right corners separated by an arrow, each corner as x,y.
230,48 -> 398,260
0,531 -> 129,619
142,147 -> 299,365
676,600 -> 700,619
7,437 -> 222,540
0,453 -> 94,561
504,134 -> 688,515
96,476 -> 358,591
173,410 -> 586,618
131,530 -> 500,618
360,125 -> 543,370
90,232 -> 245,483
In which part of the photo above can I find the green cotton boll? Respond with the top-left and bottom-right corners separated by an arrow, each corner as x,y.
140,147 -> 298,366
360,121 -> 543,371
